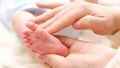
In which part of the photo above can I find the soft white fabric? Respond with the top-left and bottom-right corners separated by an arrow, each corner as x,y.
0,21 -> 44,68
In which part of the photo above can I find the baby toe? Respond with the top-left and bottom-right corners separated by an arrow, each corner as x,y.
26,22 -> 37,31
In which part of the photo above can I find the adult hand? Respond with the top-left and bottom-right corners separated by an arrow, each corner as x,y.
34,1 -> 120,35
31,36 -> 116,68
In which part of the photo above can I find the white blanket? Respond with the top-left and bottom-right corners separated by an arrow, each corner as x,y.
0,21 -> 43,68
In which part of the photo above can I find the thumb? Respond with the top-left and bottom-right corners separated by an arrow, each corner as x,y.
72,15 -> 107,35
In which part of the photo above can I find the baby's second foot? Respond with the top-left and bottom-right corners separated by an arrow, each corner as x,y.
23,22 -> 68,56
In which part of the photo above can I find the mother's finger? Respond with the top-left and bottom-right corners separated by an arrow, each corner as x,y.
56,35 -> 89,48
44,7 -> 89,34
55,35 -> 77,48
40,6 -> 71,29
71,0 -> 98,3
33,7 -> 61,24
36,2 -> 66,9
85,0 -> 98,3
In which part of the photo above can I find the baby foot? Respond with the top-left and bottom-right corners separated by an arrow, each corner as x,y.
23,22 -> 68,56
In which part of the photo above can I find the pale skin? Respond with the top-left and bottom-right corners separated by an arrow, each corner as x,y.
24,19 -> 116,68
23,22 -> 68,56
26,0 -> 119,68
11,0 -> 98,57
33,0 -> 120,35
11,11 -> 34,40
11,0 -> 118,68
31,35 -> 116,68
11,0 -> 84,56
11,10 -> 68,56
